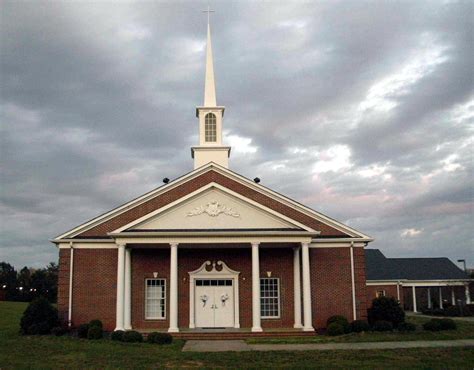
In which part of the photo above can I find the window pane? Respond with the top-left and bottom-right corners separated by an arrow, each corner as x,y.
145,279 -> 166,319
260,278 -> 280,318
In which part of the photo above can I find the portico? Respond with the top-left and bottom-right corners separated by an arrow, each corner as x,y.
112,233 -> 317,333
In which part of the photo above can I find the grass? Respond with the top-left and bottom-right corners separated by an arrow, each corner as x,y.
0,301 -> 473,369
246,316 -> 474,344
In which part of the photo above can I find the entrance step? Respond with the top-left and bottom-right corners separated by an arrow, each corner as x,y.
139,329 -> 316,340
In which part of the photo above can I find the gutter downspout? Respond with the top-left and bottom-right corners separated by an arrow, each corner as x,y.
68,242 -> 74,328
350,241 -> 357,320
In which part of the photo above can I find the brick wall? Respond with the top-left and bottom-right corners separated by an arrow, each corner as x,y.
366,284 -> 403,308
310,247 -> 367,329
58,245 -> 366,331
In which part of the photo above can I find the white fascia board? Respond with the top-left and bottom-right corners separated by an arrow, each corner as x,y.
55,161 -> 371,241
54,164 -> 216,240
310,241 -> 367,248
111,182 -> 316,233
208,163 -> 372,239
367,279 -> 471,286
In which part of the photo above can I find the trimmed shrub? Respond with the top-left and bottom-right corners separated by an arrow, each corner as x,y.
327,315 -> 350,333
111,330 -> 125,341
20,297 -> 59,335
51,326 -> 67,336
326,322 -> 345,336
439,318 -> 457,330
372,320 -> 393,332
87,325 -> 103,340
122,330 -> 143,343
423,319 -> 443,331
397,322 -> 416,332
350,320 -> 370,333
89,320 -> 103,329
368,296 -> 405,328
147,332 -> 173,345
77,323 -> 90,339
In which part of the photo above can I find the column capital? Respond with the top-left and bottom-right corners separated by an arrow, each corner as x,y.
116,242 -> 126,248
251,242 -> 260,247
170,242 -> 179,248
301,242 -> 310,248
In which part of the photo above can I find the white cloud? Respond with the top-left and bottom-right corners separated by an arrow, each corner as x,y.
401,228 -> 423,237
225,133 -> 258,154
312,145 -> 352,174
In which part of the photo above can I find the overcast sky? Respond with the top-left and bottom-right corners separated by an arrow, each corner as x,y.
1,1 -> 473,269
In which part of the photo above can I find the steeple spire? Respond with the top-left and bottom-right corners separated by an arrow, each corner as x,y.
203,7 -> 216,106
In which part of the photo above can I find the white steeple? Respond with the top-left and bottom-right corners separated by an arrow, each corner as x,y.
192,8 -> 231,169
204,21 -> 217,107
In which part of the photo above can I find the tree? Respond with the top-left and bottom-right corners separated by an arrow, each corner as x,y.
0,262 -> 17,300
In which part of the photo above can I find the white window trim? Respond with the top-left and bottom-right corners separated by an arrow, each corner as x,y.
376,289 -> 386,298
260,277 -> 281,319
145,278 -> 166,320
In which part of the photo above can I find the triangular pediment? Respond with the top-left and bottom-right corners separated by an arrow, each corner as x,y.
119,185 -> 309,232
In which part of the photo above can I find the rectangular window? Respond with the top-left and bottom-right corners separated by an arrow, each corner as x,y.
145,279 -> 166,320
260,278 -> 280,318
376,290 -> 386,298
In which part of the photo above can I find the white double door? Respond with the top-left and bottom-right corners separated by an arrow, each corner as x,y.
195,279 -> 234,328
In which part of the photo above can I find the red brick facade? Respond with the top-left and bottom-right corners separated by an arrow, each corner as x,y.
58,245 -> 367,331
77,170 -> 349,238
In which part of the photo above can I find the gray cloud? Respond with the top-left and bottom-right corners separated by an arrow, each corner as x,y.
1,1 -> 472,269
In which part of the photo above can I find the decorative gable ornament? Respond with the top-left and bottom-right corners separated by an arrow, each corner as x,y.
186,200 -> 240,218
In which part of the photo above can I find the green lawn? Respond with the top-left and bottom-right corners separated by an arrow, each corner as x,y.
1,301 -> 473,369
247,316 -> 474,344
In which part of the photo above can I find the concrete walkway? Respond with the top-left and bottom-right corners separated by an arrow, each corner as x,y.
407,312 -> 474,323
182,339 -> 474,352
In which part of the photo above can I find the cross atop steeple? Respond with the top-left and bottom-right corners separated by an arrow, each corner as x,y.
202,5 -> 215,25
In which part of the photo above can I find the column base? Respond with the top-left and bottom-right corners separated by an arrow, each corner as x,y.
124,325 -> 132,331
293,323 -> 303,329
303,326 -> 315,332
168,327 -> 179,333
114,327 -> 125,331
251,327 -> 263,332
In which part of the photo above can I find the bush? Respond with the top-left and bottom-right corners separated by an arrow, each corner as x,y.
122,330 -> 143,343
147,332 -> 173,345
111,330 -> 125,341
89,319 -> 103,329
368,296 -> 405,328
398,322 -> 416,332
372,320 -> 393,332
423,319 -> 443,331
326,322 -> 345,336
327,315 -> 350,333
77,323 -> 90,338
20,297 -> 59,335
350,320 -> 370,333
439,318 -> 457,330
87,325 -> 103,340
51,326 -> 67,336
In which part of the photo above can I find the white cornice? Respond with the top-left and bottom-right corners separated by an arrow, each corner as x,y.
54,162 -> 372,241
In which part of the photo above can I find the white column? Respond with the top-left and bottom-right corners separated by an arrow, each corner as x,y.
168,243 -> 179,333
427,288 -> 432,309
412,286 -> 417,313
124,248 -> 132,330
293,246 -> 302,329
67,242 -> 74,327
439,287 -> 443,309
251,242 -> 262,332
451,287 -> 456,306
465,285 -> 471,304
301,242 -> 314,331
115,243 -> 126,331
350,244 -> 357,321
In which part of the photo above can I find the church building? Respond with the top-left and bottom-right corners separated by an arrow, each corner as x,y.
53,18 -> 373,335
